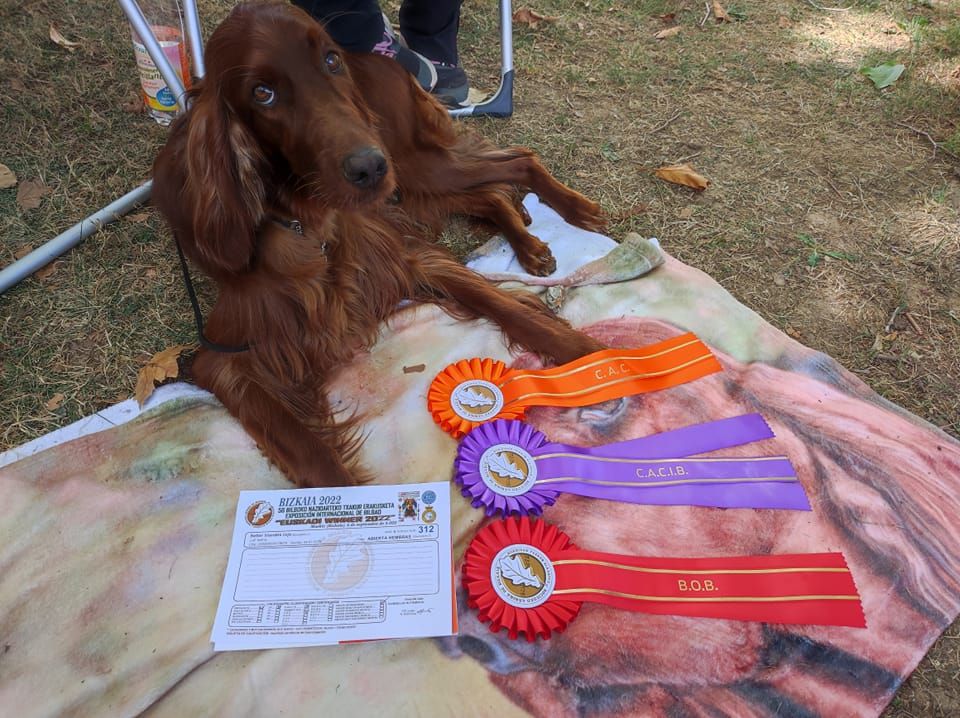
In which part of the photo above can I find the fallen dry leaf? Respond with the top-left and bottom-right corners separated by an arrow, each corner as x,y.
136,344 -> 192,406
464,87 -> 487,105
45,393 -> 66,410
777,16 -> 792,29
9,78 -> 26,93
678,206 -> 695,219
654,26 -> 682,40
658,13 -> 677,23
402,364 -> 426,374
513,7 -> 559,29
121,92 -> 144,114
16,179 -> 52,211
14,245 -> 33,259
36,262 -> 59,281
654,163 -> 710,191
712,1 -> 731,23
127,211 -> 151,223
49,24 -> 81,52
0,163 -> 16,189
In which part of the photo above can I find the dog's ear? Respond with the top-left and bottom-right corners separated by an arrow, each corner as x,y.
182,92 -> 266,275
410,80 -> 457,145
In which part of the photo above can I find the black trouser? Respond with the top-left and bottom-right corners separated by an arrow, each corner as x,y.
291,0 -> 462,65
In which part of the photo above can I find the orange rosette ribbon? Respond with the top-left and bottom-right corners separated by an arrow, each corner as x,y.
428,332 -> 723,438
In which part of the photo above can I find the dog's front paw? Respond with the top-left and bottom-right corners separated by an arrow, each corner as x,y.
566,196 -> 607,232
516,238 -> 557,276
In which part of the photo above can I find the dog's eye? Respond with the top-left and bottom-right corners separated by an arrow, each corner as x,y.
252,84 -> 276,106
325,51 -> 343,73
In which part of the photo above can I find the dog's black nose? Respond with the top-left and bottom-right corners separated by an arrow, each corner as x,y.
342,147 -> 388,189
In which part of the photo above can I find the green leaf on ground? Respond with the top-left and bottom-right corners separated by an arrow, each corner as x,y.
861,63 -> 905,89
600,142 -> 620,162
799,234 -> 857,268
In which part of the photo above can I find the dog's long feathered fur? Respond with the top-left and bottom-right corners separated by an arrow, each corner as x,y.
152,2 -> 605,486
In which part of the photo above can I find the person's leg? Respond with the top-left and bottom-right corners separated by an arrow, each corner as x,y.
290,0 -> 383,52
292,0 -> 436,91
399,0 -> 468,104
398,0 -> 461,65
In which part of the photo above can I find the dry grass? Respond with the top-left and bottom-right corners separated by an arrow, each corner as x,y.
1,0 -> 959,712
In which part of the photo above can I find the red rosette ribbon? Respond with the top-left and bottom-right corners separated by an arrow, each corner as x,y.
462,516 -> 582,641
463,517 -> 866,641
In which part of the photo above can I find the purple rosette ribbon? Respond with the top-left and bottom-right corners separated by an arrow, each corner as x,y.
454,415 -> 811,516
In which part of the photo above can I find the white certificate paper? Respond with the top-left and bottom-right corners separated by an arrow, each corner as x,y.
211,481 -> 455,650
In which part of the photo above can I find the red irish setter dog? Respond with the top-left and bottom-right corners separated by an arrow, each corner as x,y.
151,2 -> 605,486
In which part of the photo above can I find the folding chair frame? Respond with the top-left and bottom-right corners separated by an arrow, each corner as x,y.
0,0 -> 514,293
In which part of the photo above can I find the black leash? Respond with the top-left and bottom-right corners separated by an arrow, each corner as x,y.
173,234 -> 250,353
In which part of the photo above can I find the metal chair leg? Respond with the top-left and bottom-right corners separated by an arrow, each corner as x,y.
449,0 -> 514,118
0,181 -> 154,294
0,0 -> 200,295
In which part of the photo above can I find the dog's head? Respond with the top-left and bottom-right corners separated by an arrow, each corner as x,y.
165,2 -> 395,275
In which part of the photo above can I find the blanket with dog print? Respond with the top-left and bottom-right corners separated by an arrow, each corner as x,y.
2,199 -> 959,717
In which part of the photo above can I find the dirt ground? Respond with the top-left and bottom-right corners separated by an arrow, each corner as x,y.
1,0 -> 958,713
